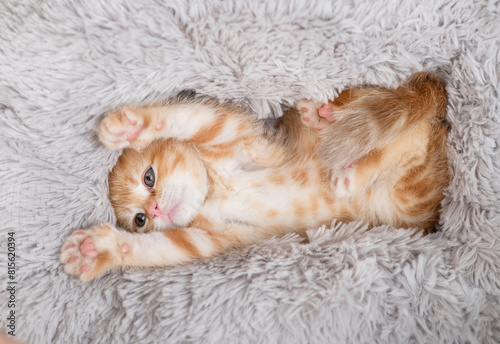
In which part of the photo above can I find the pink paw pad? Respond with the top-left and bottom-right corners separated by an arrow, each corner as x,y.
330,165 -> 357,197
126,126 -> 142,142
121,243 -> 129,254
80,237 -> 98,259
318,102 -> 335,122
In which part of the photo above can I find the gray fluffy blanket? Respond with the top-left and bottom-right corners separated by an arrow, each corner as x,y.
1,0 -> 499,343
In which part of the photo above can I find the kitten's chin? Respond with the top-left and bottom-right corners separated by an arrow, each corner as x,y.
153,218 -> 176,231
152,210 -> 193,231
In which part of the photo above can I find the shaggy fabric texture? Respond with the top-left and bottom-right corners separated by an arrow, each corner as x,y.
1,0 -> 499,343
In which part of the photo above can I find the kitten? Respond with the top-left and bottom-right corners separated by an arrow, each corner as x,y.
61,72 -> 449,281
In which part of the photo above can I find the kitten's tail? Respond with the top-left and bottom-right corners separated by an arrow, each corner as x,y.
318,72 -> 448,169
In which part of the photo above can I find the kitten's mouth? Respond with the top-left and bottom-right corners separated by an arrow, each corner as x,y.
148,201 -> 179,222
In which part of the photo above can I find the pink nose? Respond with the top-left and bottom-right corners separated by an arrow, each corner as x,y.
147,201 -> 163,218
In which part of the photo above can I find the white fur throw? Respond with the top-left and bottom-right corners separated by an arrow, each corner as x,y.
1,0 -> 499,343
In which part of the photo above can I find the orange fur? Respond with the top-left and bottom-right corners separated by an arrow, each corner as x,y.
163,229 -> 201,258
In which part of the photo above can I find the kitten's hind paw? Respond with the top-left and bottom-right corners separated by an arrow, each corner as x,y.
330,161 -> 361,198
317,101 -> 338,122
99,107 -> 147,150
60,223 -> 128,282
296,99 -> 333,132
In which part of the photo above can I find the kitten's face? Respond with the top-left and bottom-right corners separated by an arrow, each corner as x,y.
109,139 -> 209,233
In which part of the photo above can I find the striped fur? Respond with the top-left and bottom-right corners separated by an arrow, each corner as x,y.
61,72 -> 449,281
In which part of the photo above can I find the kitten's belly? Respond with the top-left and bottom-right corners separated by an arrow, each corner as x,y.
202,169 -> 341,233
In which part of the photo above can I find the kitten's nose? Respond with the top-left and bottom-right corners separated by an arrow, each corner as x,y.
147,201 -> 162,218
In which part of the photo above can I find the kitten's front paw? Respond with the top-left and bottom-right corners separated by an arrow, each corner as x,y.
60,223 -> 129,282
99,107 -> 148,150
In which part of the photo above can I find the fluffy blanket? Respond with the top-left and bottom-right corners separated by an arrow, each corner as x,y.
1,0 -> 499,343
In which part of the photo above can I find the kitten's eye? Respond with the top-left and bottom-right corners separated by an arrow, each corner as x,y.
134,213 -> 146,228
143,167 -> 155,188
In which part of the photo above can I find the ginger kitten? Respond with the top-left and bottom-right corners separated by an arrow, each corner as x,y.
61,72 -> 449,281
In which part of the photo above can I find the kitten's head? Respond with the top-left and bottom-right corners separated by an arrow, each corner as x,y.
109,139 -> 209,232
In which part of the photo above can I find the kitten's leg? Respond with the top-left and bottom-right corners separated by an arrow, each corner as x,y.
378,123 -> 449,232
61,221 -> 269,282
318,72 -> 448,170
330,120 -> 438,199
336,119 -> 448,231
99,102 -> 260,151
